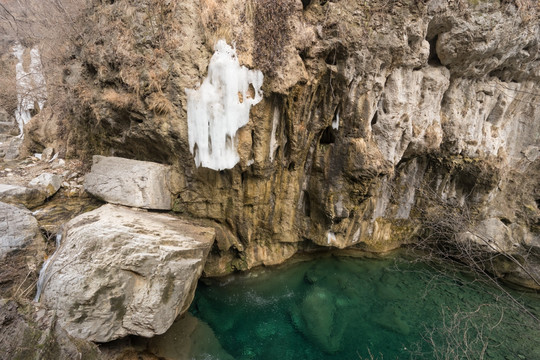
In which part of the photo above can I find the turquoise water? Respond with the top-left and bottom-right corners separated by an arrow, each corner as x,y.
149,253 -> 540,359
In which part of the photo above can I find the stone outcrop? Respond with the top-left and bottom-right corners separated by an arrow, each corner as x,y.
0,202 -> 46,298
39,204 -> 215,342
84,155 -> 177,210
18,0 -> 540,287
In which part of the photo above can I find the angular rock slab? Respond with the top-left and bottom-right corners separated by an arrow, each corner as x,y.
29,172 -> 63,197
39,204 -> 215,342
84,155 -> 175,210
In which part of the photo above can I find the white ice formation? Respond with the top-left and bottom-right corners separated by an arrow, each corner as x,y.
269,105 -> 280,161
13,43 -> 47,138
332,110 -> 340,130
186,40 -> 263,170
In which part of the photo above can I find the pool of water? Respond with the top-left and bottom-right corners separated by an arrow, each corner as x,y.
146,252 -> 540,360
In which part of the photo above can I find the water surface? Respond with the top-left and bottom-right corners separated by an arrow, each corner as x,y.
150,253 -> 540,359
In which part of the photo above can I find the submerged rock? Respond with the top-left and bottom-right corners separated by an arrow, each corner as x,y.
84,155 -> 176,210
0,202 -> 46,298
39,204 -> 215,342
291,286 -> 347,354
142,313 -> 235,360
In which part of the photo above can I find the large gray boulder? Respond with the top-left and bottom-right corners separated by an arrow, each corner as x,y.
0,202 -> 46,297
39,204 -> 215,342
84,155 -> 176,210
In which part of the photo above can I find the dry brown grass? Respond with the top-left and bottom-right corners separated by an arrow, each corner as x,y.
253,0 -> 295,76
102,88 -> 134,110
146,92 -> 173,115
200,0 -> 233,47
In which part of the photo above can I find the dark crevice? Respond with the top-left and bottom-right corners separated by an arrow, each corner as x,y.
535,199 -> 540,209
301,0 -> 311,9
288,162 -> 296,171
303,191 -> 311,217
371,111 -> 378,126
428,34 -> 441,66
85,62 -> 97,77
320,126 -> 336,144
325,51 -> 337,66
325,44 -> 348,66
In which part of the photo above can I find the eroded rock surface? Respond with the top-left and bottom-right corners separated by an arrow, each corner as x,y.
84,155 -> 176,210
0,299 -> 101,360
39,204 -> 215,342
0,202 -> 45,298
16,0 -> 540,286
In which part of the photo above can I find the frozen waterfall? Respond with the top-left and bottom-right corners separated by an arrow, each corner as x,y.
186,40 -> 263,170
13,43 -> 47,138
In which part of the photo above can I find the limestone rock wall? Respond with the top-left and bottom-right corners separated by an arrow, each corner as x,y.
28,0 -> 540,284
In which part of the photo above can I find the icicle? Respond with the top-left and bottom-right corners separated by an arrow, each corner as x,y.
269,105 -> 279,162
332,109 -> 340,130
186,40 -> 263,170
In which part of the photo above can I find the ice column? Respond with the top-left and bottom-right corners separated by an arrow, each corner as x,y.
13,43 -> 47,138
186,40 -> 263,170
269,105 -> 279,162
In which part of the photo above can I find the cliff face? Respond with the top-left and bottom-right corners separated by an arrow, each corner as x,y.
27,0 -> 540,285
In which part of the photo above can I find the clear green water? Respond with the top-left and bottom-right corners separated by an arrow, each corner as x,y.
152,253 -> 540,359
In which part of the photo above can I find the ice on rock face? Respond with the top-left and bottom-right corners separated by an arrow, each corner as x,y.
269,105 -> 280,161
332,110 -> 340,130
13,43 -> 47,138
186,40 -> 264,170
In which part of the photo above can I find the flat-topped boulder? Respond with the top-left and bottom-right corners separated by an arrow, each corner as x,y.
84,155 -> 175,210
38,204 -> 215,342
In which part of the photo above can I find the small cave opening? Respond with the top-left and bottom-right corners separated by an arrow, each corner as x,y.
303,191 -> 311,217
288,162 -> 296,171
325,51 -> 338,66
500,217 -> 511,226
428,34 -> 442,66
301,0 -> 311,9
535,198 -> 540,209
320,126 -> 336,144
